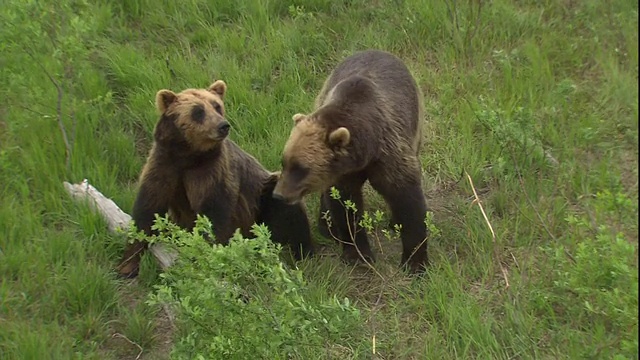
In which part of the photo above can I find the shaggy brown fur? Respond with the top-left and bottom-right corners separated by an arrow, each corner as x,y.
273,50 -> 429,274
118,80 -> 314,278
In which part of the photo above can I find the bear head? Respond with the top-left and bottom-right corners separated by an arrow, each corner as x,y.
272,110 -> 351,204
153,80 -> 230,152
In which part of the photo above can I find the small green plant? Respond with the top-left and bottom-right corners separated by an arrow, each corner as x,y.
138,215 -> 362,359
474,97 -> 558,169
288,4 -> 315,21
532,191 -> 639,358
323,186 -> 440,267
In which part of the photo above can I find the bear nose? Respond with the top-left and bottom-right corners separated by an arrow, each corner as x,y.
217,121 -> 231,136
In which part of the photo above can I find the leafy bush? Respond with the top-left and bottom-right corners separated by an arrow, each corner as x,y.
136,215 -> 363,359
532,190 -> 638,358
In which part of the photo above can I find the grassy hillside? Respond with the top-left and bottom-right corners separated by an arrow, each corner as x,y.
1,0 -> 637,359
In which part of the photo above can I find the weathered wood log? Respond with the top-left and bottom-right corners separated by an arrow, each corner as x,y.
63,179 -> 177,270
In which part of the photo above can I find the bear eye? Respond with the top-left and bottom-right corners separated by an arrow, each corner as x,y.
289,161 -> 309,182
191,104 -> 205,123
211,101 -> 223,115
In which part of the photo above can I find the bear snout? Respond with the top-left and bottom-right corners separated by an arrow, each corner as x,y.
272,183 -> 301,204
217,121 -> 231,136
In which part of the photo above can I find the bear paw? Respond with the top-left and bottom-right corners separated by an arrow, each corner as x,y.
341,244 -> 375,265
401,255 -> 429,276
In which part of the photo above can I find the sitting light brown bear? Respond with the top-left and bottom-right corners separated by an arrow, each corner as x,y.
118,80 -> 315,278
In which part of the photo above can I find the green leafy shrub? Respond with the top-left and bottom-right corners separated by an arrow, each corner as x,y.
136,215 -> 363,359
532,190 -> 638,358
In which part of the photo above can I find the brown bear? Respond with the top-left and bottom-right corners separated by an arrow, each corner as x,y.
272,49 -> 429,274
117,80 -> 315,278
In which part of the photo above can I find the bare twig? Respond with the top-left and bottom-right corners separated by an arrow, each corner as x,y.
509,251 -> 520,270
444,0 -> 459,32
373,229 -> 385,255
402,234 -> 430,271
70,108 -> 77,157
15,104 -> 49,117
466,172 -> 496,239
326,217 -> 385,281
465,0 -> 484,63
112,333 -> 144,360
165,57 -> 177,77
465,171 -> 509,288
21,45 -> 72,173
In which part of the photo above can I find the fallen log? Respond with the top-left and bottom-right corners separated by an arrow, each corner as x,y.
63,179 -> 178,270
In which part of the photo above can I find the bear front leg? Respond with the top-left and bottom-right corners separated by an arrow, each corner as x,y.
258,195 -> 315,261
326,176 -> 374,265
201,212 -> 234,245
118,181 -> 171,278
198,197 -> 236,246
371,176 -> 429,274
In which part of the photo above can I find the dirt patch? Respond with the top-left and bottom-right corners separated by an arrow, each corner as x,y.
144,302 -> 174,360
617,147 -> 639,198
99,279 -> 175,360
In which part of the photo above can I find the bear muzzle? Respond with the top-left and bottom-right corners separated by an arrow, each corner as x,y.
217,121 -> 231,137
272,182 -> 305,205
271,192 -> 286,201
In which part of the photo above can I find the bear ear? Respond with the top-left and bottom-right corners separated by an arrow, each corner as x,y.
261,171 -> 282,195
156,90 -> 177,113
208,80 -> 227,98
328,127 -> 350,148
292,113 -> 307,125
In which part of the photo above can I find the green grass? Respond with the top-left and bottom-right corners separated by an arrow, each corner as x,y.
1,0 -> 638,358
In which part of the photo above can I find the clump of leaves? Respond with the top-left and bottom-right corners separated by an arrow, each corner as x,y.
139,215 -> 362,359
532,190 -> 638,358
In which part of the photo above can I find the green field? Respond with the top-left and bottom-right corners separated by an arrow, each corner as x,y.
1,0 -> 638,359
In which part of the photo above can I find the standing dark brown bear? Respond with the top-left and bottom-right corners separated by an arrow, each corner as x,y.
117,80 -> 315,278
272,50 -> 429,274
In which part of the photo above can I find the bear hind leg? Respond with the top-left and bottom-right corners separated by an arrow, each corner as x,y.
371,178 -> 429,274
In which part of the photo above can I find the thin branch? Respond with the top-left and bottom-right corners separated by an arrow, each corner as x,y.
466,172 -> 496,240
112,333 -> 144,360
21,45 -> 72,172
15,104 -> 49,117
402,234 -> 430,272
70,107 -> 77,157
465,171 -> 509,288
165,56 -> 178,79
326,216 -> 385,281
465,0 -> 484,63
373,226 -> 385,255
